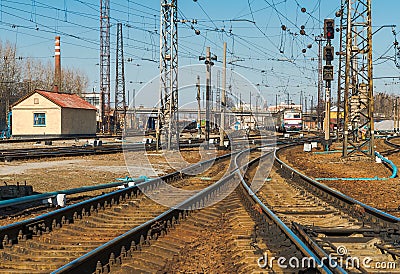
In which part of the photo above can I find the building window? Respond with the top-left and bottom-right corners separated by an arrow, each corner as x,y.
33,113 -> 46,126
34,98 -> 39,104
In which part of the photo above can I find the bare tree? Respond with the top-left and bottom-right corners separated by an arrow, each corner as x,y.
0,41 -> 21,129
0,40 -> 89,130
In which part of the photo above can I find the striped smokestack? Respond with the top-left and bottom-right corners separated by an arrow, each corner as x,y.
54,36 -> 61,92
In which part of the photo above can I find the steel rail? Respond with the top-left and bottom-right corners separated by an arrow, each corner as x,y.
385,135 -> 400,149
236,149 -> 336,274
274,143 -> 400,230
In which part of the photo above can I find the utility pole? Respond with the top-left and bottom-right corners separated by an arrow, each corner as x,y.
132,89 -> 137,130
205,47 -> 211,149
249,91 -> 252,110
114,23 -> 126,134
156,0 -> 178,150
342,0 -> 374,157
255,97 -> 258,128
196,75 -> 201,137
287,92 -> 290,106
215,70 -> 220,129
219,42 -> 226,147
216,71 -> 221,112
300,90 -> 303,111
305,96 -> 308,113
199,47 -> 217,149
311,96 -> 314,114
100,0 -> 110,133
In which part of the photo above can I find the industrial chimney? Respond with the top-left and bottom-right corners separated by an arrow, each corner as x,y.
54,36 -> 61,92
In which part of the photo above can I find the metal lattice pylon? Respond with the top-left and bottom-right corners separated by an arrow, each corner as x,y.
156,0 -> 178,150
342,0 -> 374,157
114,23 -> 126,133
100,0 -> 111,133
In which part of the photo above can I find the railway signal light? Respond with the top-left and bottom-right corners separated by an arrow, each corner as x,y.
323,45 -> 334,61
323,65 -> 334,80
324,19 -> 335,39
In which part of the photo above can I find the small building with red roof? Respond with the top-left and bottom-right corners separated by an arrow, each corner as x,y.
12,89 -> 97,138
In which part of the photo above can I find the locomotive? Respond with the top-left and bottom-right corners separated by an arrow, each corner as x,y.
276,108 -> 302,132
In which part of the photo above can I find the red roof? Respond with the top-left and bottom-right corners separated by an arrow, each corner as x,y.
36,90 -> 97,110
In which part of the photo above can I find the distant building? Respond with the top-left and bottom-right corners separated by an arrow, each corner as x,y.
327,106 -> 344,130
81,92 -> 101,123
12,89 -> 97,138
374,119 -> 394,132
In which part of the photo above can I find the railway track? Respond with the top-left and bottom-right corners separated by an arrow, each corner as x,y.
51,143 -> 325,274
0,144 -> 136,162
108,143 -> 330,274
252,143 -> 400,273
0,129 -> 293,162
383,135 -> 400,156
0,147 -> 246,273
0,137 -> 322,273
0,139 -> 207,162
6,136 -> 393,273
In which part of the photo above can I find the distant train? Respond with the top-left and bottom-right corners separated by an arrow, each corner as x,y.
276,108 -> 303,132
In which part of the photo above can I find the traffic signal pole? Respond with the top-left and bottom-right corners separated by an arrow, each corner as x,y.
324,81 -> 331,142
323,18 -> 335,150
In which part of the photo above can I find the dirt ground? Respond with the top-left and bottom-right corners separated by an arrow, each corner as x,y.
0,147 -> 217,193
281,139 -> 400,216
161,212 -> 240,274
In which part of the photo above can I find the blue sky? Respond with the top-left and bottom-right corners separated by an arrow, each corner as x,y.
0,0 -> 399,108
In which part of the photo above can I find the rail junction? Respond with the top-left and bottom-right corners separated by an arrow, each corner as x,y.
0,134 -> 398,273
